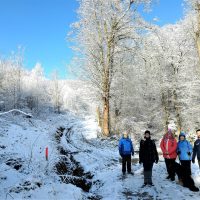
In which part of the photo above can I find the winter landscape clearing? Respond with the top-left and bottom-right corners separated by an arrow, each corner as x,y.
0,112 -> 200,200
1,0 -> 200,199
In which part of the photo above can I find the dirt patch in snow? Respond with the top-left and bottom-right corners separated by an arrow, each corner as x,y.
5,158 -> 24,171
9,180 -> 42,194
54,127 -> 93,192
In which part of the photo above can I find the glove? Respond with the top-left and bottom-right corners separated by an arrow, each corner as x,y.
132,152 -> 134,156
192,159 -> 195,164
177,151 -> 181,155
187,152 -> 191,156
155,160 -> 158,164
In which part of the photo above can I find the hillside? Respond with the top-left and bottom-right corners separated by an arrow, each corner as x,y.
0,112 -> 200,200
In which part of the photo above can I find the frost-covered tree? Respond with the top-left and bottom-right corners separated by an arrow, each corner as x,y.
50,71 -> 63,113
0,53 -> 24,110
184,0 -> 200,72
23,62 -> 49,112
71,0 -> 153,136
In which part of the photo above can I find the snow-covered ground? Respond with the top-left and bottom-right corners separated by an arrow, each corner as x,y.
0,112 -> 200,200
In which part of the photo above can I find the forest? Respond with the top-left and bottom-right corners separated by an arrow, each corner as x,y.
1,0 -> 200,140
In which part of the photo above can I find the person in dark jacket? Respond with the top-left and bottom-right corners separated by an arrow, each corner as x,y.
177,131 -> 193,176
139,130 -> 159,186
119,132 -> 134,175
192,129 -> 200,168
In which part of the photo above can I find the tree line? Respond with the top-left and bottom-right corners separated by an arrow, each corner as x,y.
70,0 -> 200,140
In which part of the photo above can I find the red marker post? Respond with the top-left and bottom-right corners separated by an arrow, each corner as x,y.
45,147 -> 48,161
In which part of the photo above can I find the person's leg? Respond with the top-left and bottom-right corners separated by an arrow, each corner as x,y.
181,160 -> 191,176
147,163 -> 153,184
165,158 -> 170,177
166,159 -> 174,179
174,162 -> 183,184
143,163 -> 153,184
182,160 -> 192,176
127,155 -> 132,173
143,163 -> 148,184
187,160 -> 192,176
170,159 -> 176,180
143,171 -> 148,185
198,159 -> 200,169
122,156 -> 126,174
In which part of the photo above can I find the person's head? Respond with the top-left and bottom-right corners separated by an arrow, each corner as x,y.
144,130 -> 151,139
179,131 -> 186,141
164,128 -> 175,139
196,129 -> 200,139
123,132 -> 128,138
168,128 -> 172,134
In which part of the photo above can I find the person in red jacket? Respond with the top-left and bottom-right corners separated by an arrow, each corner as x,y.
160,128 -> 177,181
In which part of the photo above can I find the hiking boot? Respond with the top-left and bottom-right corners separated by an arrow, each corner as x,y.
171,177 -> 175,181
142,183 -> 147,187
122,172 -> 126,175
190,186 -> 199,192
128,171 -> 134,175
148,183 -> 154,186
178,179 -> 183,186
166,175 -> 171,179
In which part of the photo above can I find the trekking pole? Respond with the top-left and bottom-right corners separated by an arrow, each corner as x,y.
45,147 -> 49,175
45,147 -> 48,161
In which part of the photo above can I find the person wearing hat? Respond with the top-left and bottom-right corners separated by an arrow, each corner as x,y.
177,131 -> 193,176
160,128 -> 177,181
139,130 -> 159,186
119,131 -> 134,175
192,129 -> 200,168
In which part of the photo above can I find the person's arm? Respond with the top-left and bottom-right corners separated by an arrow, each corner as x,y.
160,137 -> 166,154
139,140 -> 143,163
153,141 -> 159,163
192,141 -> 197,162
188,141 -> 193,154
168,139 -> 177,155
176,142 -> 180,155
130,140 -> 134,156
119,140 -> 122,156
160,138 -> 165,153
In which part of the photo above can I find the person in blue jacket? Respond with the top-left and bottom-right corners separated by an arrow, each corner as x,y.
192,129 -> 200,168
177,131 -> 193,176
119,132 -> 134,175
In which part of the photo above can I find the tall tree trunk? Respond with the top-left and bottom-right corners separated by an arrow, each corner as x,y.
195,3 -> 200,73
102,97 -> 110,136
161,91 -> 170,133
173,89 -> 181,133
101,31 -> 112,136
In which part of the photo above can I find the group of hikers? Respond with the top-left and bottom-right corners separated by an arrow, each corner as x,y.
118,128 -> 200,192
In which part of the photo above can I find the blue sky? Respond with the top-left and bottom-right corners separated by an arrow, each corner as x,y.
0,0 -> 184,79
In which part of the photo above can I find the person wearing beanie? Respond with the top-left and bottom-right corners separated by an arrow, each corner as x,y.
139,130 -> 159,186
119,132 -> 134,175
177,131 -> 193,176
160,128 -> 177,181
192,129 -> 200,169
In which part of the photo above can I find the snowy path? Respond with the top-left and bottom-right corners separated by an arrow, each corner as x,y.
0,113 -> 200,200
88,158 -> 200,200
60,116 -> 200,200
